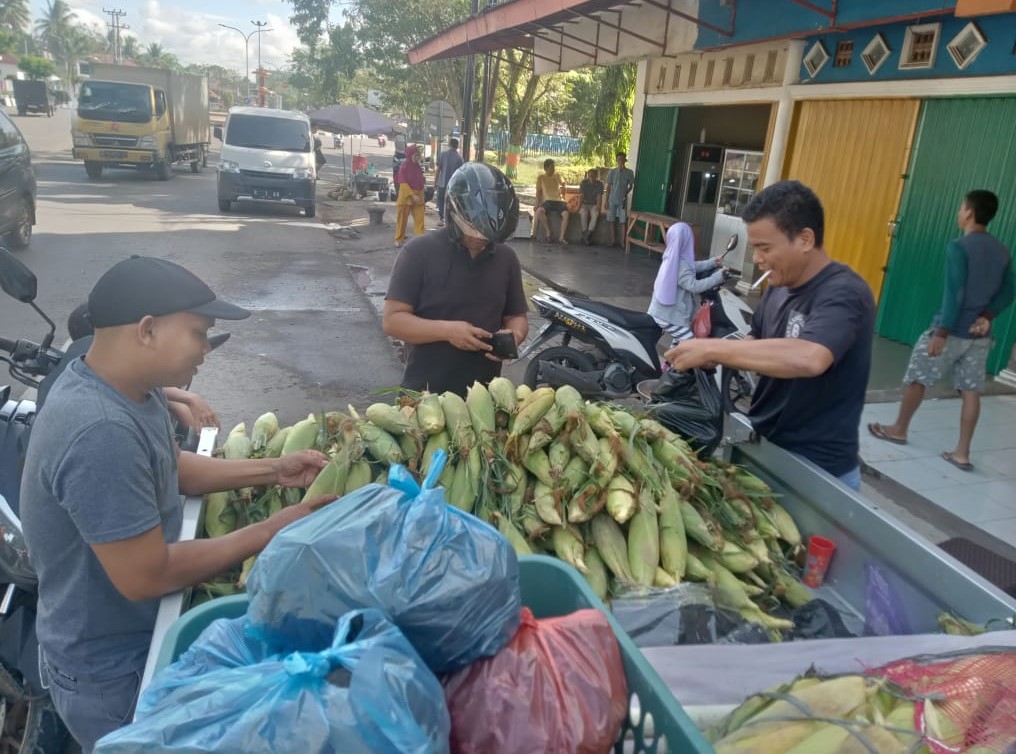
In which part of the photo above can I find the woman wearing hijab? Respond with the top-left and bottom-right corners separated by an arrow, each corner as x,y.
648,222 -> 725,345
394,145 -> 426,246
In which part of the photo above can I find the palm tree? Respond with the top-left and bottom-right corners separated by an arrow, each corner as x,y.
0,0 -> 31,35
34,0 -> 75,65
121,34 -> 138,60
63,27 -> 93,81
139,42 -> 179,69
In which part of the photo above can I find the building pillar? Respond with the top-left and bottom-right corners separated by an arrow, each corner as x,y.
737,40 -> 805,292
628,59 -> 649,173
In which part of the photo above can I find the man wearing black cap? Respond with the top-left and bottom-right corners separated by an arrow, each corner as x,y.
20,256 -> 337,752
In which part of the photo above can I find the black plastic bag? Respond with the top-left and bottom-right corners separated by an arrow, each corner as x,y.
789,599 -> 855,640
648,368 -> 723,456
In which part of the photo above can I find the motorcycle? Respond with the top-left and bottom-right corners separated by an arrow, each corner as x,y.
0,248 -> 226,752
519,234 -> 758,413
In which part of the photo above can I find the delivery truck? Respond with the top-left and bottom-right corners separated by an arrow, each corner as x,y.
72,64 -> 210,180
12,80 -> 54,117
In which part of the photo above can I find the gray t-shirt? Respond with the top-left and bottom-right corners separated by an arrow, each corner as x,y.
21,356 -> 182,681
606,167 -> 636,205
436,148 -> 464,188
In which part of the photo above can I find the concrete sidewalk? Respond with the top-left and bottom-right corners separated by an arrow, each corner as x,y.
318,193 -> 1016,559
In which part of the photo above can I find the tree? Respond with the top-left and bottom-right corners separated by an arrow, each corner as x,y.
17,54 -> 56,80
0,0 -> 30,35
139,42 -> 179,69
35,0 -> 75,66
580,62 -> 637,164
288,22 -> 362,107
121,34 -> 138,60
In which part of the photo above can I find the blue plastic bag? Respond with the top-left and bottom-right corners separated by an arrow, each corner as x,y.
95,609 -> 450,754
246,450 -> 521,673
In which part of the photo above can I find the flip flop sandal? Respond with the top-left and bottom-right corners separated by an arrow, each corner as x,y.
941,451 -> 974,472
867,422 -> 907,445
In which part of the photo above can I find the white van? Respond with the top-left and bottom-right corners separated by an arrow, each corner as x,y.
215,107 -> 319,217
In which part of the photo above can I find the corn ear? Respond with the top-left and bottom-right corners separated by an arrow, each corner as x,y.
416,393 -> 445,435
621,438 -> 664,491
583,548 -> 610,602
506,474 -> 529,516
557,455 -> 590,498
250,412 -> 280,452
440,391 -> 471,440
466,381 -> 496,438
736,470 -> 773,496
591,513 -> 635,583
551,525 -> 588,574
365,403 -> 416,436
494,512 -> 532,556
628,488 -> 660,586
421,431 -> 450,475
282,416 -> 319,455
344,460 -> 373,495
775,568 -> 814,608
264,426 -> 290,458
684,551 -> 714,584
359,421 -> 403,465
654,568 -> 679,588
302,457 -> 349,502
548,438 -> 571,479
658,486 -> 687,579
466,443 -> 483,500
553,384 -> 585,416
523,447 -> 554,487
680,500 -> 724,551
509,387 -> 556,438
567,483 -> 605,524
590,437 -> 620,488
609,408 -> 637,438
515,384 -> 533,402
222,423 -> 252,460
529,404 -> 566,452
605,474 -> 638,525
488,377 -> 518,414
533,481 -> 563,525
768,501 -> 802,547
438,455 -> 455,490
447,461 -> 474,512
202,491 -> 234,538
651,439 -> 696,482
569,417 -> 601,465
585,402 -> 617,438
784,722 -> 852,754
718,541 -> 760,574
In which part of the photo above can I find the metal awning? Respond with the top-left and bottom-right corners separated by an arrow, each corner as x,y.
407,0 -> 717,71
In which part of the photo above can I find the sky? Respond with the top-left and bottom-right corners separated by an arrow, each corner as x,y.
30,0 -> 326,73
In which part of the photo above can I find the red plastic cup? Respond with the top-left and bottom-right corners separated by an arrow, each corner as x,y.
802,535 -> 836,588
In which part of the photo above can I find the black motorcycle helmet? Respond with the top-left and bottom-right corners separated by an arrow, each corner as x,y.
445,162 -> 519,245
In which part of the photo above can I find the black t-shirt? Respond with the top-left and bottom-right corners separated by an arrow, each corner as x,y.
748,262 -> 875,476
386,228 -> 528,396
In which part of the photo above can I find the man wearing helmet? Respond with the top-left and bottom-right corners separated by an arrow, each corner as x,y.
383,162 -> 529,396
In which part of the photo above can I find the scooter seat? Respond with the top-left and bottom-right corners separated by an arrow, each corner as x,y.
579,300 -> 660,332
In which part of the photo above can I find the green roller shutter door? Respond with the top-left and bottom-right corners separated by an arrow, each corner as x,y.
631,106 -> 678,213
877,97 -> 1016,374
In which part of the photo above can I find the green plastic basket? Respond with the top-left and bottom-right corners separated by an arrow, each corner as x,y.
154,554 -> 712,753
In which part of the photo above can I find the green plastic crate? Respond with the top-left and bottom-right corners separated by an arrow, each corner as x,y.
154,554 -> 712,754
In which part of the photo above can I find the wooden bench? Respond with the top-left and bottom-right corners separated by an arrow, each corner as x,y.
625,212 -> 699,255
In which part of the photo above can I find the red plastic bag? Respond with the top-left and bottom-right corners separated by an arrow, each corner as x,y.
443,607 -> 628,754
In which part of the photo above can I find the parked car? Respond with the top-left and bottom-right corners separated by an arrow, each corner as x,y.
0,110 -> 36,249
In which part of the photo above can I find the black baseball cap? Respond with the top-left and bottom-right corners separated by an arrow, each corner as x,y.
87,256 -> 250,328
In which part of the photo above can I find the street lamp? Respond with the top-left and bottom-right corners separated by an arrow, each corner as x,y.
217,22 -> 272,103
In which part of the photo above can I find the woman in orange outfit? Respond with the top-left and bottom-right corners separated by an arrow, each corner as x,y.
394,145 -> 426,246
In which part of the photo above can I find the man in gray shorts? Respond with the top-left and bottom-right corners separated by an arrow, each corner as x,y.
869,190 -> 1014,471
604,151 -> 635,247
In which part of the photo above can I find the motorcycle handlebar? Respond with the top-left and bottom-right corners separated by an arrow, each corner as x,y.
0,337 -> 15,354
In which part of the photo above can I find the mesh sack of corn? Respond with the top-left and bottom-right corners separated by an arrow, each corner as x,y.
707,671 -> 932,754
442,607 -> 628,754
96,610 -> 451,754
871,648 -> 1016,754
245,450 -> 521,674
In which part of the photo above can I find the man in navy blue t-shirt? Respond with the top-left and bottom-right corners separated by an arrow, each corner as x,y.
666,180 -> 875,490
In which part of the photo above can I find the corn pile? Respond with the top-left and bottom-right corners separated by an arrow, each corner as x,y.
708,672 -> 966,754
196,379 -> 813,634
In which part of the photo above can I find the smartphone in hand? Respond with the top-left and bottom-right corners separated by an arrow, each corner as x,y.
489,331 -> 519,360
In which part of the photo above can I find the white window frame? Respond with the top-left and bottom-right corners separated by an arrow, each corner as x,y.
803,41 -> 829,78
899,22 -> 941,70
947,21 -> 987,70
861,33 -> 891,75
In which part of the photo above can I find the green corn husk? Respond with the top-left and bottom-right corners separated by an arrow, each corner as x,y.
621,438 -> 664,491
398,432 -> 419,470
584,402 -> 618,438
467,443 -> 483,500
506,475 -> 530,516
344,460 -> 373,494
605,474 -> 638,524
608,408 -> 637,438
685,551 -> 715,584
521,506 -> 550,540
495,512 -> 533,556
421,431 -> 450,475
569,417 -> 601,465
654,568 -> 679,588
488,377 -> 518,415
548,438 -> 572,479
658,485 -> 688,579
513,432 -> 532,461
441,391 -> 473,442
533,481 -> 563,525
651,439 -> 696,482
447,461 -> 475,512
750,501 -> 781,539
529,404 -> 566,452
301,457 -> 348,502
553,384 -> 585,417
775,568 -> 815,608
628,487 -> 661,586
591,513 -> 635,583
551,525 -> 588,574
282,416 -> 320,455
466,381 -> 497,438
365,402 -> 416,436
583,548 -> 610,602
264,426 -> 291,458
523,447 -> 555,487
510,387 -> 556,438
718,541 -> 760,574
222,423 -> 252,460
250,412 -> 280,452
438,455 -> 455,489
416,393 -> 445,435
681,500 -> 724,551
515,384 -> 533,402
558,455 -> 590,497
360,421 -> 404,465
567,482 -> 605,524
736,470 -> 774,496
202,491 -> 234,538
590,437 -> 620,488
768,501 -> 802,547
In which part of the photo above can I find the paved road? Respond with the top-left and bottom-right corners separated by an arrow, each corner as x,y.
1,108 -> 403,427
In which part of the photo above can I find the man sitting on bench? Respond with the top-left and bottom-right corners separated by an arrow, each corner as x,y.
532,158 -> 570,246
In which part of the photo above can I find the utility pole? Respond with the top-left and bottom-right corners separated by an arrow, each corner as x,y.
252,20 -> 270,107
103,8 -> 128,64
